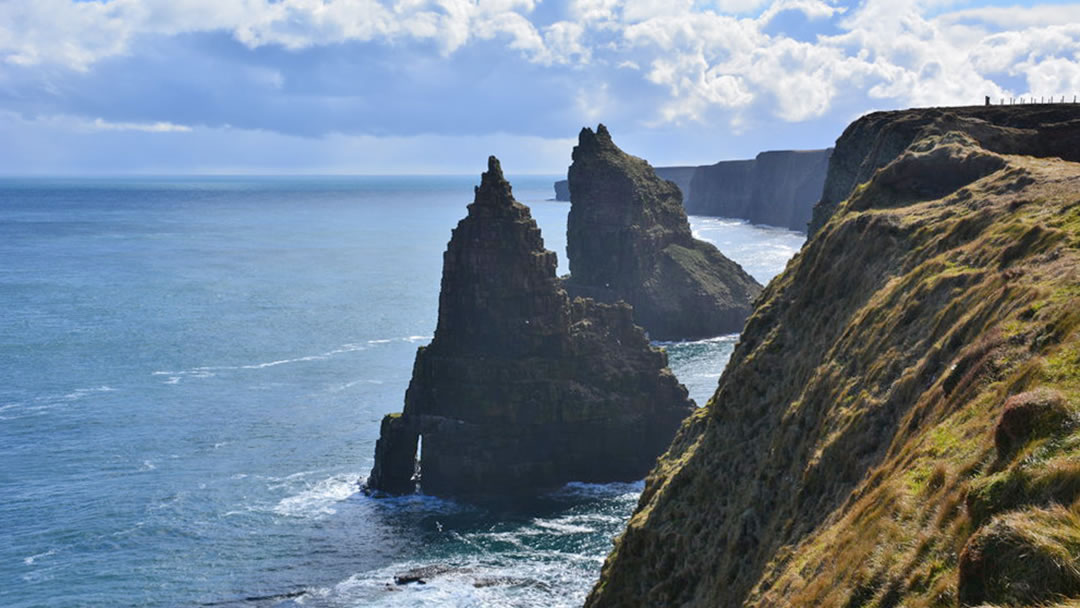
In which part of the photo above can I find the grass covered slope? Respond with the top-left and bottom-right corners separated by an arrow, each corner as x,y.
586,107 -> 1080,608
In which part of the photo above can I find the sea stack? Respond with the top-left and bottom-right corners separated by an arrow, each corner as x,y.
366,156 -> 695,497
565,124 -> 762,340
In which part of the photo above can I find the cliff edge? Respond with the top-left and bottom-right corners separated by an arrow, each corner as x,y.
366,156 -> 695,497
587,106 -> 1080,608
564,125 -> 762,340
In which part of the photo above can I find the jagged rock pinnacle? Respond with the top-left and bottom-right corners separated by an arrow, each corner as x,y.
473,155 -> 513,207
365,162 -> 695,497
573,124 -> 616,161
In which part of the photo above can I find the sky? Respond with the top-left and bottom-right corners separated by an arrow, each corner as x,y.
1,0 -> 1079,174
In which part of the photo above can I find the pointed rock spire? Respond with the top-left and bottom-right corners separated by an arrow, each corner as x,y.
472,155 -> 514,209
365,157 -> 695,497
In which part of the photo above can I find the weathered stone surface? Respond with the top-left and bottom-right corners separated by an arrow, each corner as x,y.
554,166 -> 696,203
554,150 -> 830,232
365,156 -> 695,497
564,124 -> 762,340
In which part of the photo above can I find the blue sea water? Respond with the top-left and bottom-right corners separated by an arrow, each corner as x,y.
0,176 -> 804,607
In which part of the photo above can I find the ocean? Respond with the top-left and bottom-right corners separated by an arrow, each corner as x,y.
0,176 -> 804,607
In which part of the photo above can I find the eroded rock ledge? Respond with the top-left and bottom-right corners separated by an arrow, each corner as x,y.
366,156 -> 695,497
564,124 -> 762,340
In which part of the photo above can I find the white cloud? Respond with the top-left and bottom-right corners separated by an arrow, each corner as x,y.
3,0 -> 1080,141
90,118 -> 193,133
936,4 -> 1080,29
0,112 -> 192,133
758,0 -> 844,24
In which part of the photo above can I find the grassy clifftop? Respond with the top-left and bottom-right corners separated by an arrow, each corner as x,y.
587,106 -> 1080,608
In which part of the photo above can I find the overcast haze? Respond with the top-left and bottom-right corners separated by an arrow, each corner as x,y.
2,0 -> 1078,174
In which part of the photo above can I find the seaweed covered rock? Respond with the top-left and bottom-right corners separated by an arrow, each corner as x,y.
587,106 -> 1080,608
365,156 -> 694,497
564,125 -> 762,340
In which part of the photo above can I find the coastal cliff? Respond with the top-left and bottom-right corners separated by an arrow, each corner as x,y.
366,156 -> 695,497
810,105 -> 1080,234
686,149 -> 832,231
556,166 -> 696,202
587,106 -> 1080,607
564,125 -> 762,341
554,150 -> 830,232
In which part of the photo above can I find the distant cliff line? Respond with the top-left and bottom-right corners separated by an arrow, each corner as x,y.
553,148 -> 832,232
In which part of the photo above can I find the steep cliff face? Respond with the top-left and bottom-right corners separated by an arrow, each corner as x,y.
554,167 -> 697,202
810,105 -> 1080,235
564,125 -> 762,340
366,156 -> 695,497
587,107 -> 1080,608
555,150 -> 830,232
686,149 -> 832,231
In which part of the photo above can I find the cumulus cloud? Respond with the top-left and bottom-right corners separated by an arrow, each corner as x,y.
2,0 -> 1080,161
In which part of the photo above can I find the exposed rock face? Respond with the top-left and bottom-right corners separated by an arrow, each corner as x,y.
564,125 -> 762,340
554,178 -> 571,201
365,156 -> 695,497
810,105 -> 1080,234
554,150 -> 831,232
554,167 -> 696,203
686,149 -> 832,231
587,106 -> 1080,608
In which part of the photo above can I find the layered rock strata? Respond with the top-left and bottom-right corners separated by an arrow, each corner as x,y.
564,125 -> 762,340
685,149 -> 831,231
554,150 -> 831,232
556,166 -> 695,203
366,156 -> 695,497
587,106 -> 1080,607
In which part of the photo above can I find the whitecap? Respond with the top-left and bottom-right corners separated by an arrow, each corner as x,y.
150,341 -> 372,381
532,519 -> 594,535
272,472 -> 360,518
241,355 -> 326,369
59,385 -> 117,401
653,333 -> 739,347
140,460 -> 157,471
23,549 -> 57,566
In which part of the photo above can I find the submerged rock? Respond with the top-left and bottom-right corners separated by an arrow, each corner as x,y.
564,125 -> 762,340
365,156 -> 694,497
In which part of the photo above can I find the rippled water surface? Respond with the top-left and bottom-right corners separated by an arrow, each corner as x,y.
0,177 -> 803,607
